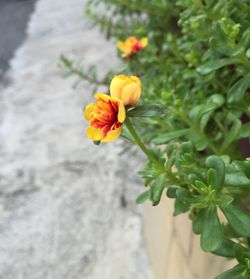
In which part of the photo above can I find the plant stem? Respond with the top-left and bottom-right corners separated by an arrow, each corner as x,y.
124,117 -> 164,170
70,68 -> 106,86
125,117 -> 183,185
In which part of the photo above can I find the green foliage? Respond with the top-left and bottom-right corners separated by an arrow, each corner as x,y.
67,0 -> 250,277
215,264 -> 246,279
221,205 -> 250,237
200,206 -> 223,252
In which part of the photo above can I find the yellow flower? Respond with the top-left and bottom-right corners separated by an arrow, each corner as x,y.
117,36 -> 148,58
84,93 -> 126,142
110,75 -> 141,106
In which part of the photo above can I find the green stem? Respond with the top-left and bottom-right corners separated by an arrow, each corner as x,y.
125,117 -> 183,185
124,117 -> 164,170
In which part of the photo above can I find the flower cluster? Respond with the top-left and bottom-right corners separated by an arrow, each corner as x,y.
84,75 -> 141,142
117,36 -> 148,58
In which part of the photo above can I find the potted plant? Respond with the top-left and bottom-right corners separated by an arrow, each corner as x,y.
61,0 -> 250,278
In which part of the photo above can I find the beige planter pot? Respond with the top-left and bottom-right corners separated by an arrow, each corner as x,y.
144,196 -> 235,279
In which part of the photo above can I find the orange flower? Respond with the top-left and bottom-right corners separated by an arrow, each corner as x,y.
84,93 -> 126,142
117,36 -> 148,58
110,75 -> 141,106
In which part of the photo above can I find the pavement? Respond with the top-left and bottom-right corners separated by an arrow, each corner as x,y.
0,0 -> 36,79
0,0 -> 153,278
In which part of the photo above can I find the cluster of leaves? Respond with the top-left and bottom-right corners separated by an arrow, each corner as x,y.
63,0 -> 250,278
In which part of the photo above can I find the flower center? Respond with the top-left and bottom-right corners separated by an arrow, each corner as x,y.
91,99 -> 121,137
131,41 -> 143,53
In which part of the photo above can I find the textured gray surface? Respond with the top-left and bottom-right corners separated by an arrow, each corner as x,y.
0,0 -> 36,78
0,0 -> 153,278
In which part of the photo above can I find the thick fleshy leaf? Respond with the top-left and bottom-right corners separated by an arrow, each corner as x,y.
193,136 -> 208,151
212,238 -> 247,258
166,186 -> 178,199
127,104 -> 166,117
173,188 -> 191,216
225,171 -> 250,187
150,173 -> 167,206
153,129 -> 190,145
136,190 -> 149,204
192,208 -> 206,235
206,156 -> 225,192
228,73 -> 250,103
200,207 -> 223,252
224,159 -> 250,187
221,119 -> 242,151
216,195 -> 234,207
207,168 -> 218,189
221,205 -> 250,237
239,123 -> 250,138
197,59 -> 234,75
189,95 -> 224,125
215,264 -> 245,279
235,160 -> 250,179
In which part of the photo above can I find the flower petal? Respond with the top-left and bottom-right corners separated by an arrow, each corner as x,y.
110,75 -> 128,99
86,126 -> 103,141
121,81 -> 141,106
95,93 -> 111,102
131,76 -> 142,86
84,103 -> 95,121
118,41 -> 133,57
140,37 -> 148,48
117,101 -> 126,123
126,36 -> 137,45
102,127 -> 122,142
117,41 -> 129,53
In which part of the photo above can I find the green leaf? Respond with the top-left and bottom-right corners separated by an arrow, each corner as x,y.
197,59 -> 234,75
189,103 -> 218,123
180,141 -> 194,154
225,170 -> 250,187
239,123 -> 250,138
215,264 -> 245,279
166,186 -> 178,199
209,33 -> 233,56
136,190 -> 149,204
193,136 -> 208,151
221,119 -> 242,151
213,238 -> 247,258
153,129 -> 190,145
166,143 -> 176,158
216,195 -> 234,207
200,207 -> 223,252
210,94 -> 225,107
228,73 -> 250,103
221,205 -> 250,237
173,188 -> 191,216
199,95 -> 225,130
235,160 -> 250,179
207,168 -> 218,189
206,156 -> 225,191
194,180 -> 208,193
150,173 -> 167,206
127,104 -> 166,117
192,209 -> 206,235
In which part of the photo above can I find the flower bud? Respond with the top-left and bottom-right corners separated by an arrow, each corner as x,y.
110,75 -> 141,106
